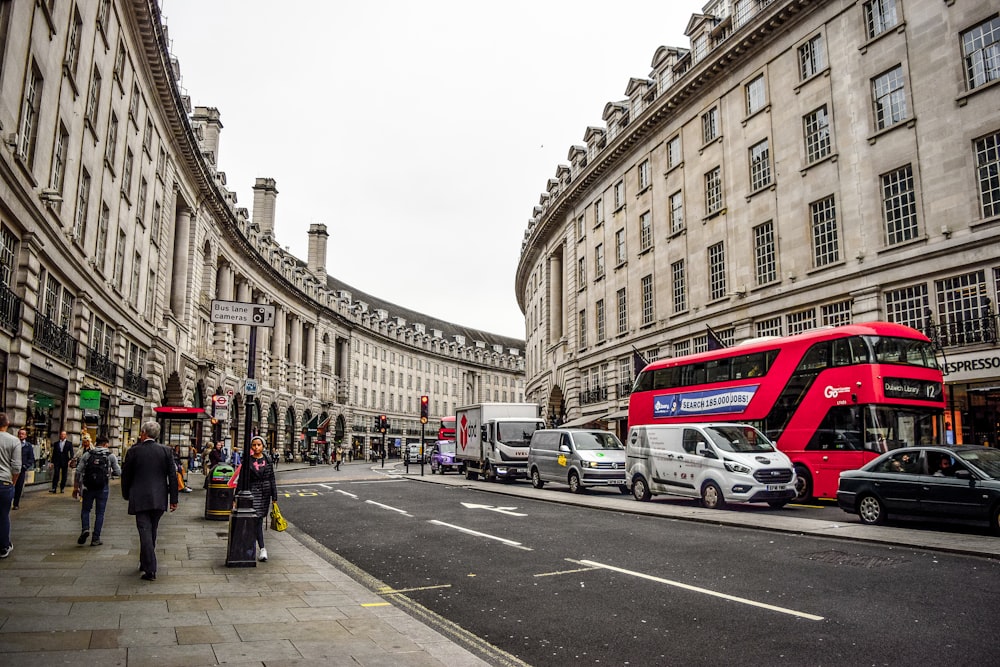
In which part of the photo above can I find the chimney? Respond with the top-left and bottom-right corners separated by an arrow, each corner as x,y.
191,107 -> 222,164
252,178 -> 278,237
307,223 -> 328,282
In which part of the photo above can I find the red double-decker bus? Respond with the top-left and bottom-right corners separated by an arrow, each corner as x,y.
438,416 -> 456,442
628,322 -> 945,501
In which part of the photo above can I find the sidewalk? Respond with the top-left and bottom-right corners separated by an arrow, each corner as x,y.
0,465 -> 495,667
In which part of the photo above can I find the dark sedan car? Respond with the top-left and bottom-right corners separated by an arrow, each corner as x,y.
837,445 -> 1000,534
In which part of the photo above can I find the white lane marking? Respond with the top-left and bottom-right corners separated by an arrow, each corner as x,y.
429,520 -> 533,551
336,489 -> 358,499
577,559 -> 824,621
378,583 -> 452,594
365,500 -> 412,517
460,502 -> 527,517
534,566 -> 601,578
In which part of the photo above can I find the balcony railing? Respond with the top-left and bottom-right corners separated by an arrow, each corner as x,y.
34,310 -> 77,364
86,346 -> 118,385
925,313 -> 998,349
579,386 -> 608,406
123,368 -> 149,397
618,380 -> 633,399
0,284 -> 21,334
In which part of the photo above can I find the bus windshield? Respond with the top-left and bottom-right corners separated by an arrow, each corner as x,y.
866,336 -> 940,369
705,425 -> 776,453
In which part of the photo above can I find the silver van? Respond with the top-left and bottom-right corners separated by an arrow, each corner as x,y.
626,423 -> 796,508
527,429 -> 629,494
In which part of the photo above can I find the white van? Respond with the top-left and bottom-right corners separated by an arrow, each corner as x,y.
625,423 -> 796,509
527,429 -> 629,494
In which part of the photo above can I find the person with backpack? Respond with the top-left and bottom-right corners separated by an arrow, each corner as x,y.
72,435 -> 120,546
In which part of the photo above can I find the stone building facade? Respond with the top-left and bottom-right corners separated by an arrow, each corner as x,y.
0,0 -> 525,462
516,0 -> 1000,445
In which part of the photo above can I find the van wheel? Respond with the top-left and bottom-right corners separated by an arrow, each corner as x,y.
701,482 -> 725,510
530,468 -> 545,489
793,465 -> 813,502
618,485 -> 631,495
857,494 -> 886,525
568,472 -> 584,494
632,476 -> 651,502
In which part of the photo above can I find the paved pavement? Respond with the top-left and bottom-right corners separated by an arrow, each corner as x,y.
3,459 -> 996,666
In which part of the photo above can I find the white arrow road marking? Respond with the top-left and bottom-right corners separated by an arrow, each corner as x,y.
365,500 -> 412,517
429,520 -> 532,551
460,502 -> 527,516
575,559 -> 824,621
335,489 -> 358,498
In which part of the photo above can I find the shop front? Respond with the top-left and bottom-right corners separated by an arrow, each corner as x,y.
942,349 -> 1000,447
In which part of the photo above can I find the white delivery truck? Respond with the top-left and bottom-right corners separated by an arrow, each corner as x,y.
455,403 -> 544,482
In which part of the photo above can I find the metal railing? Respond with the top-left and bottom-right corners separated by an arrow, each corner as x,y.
579,386 -> 608,406
86,346 -> 118,384
123,368 -> 148,397
34,310 -> 77,364
925,313 -> 998,349
0,284 -> 21,334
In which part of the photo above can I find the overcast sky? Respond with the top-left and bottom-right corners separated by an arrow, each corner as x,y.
160,0 -> 696,339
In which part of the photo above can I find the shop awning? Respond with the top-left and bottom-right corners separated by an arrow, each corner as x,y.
154,406 -> 207,417
605,408 -> 629,420
559,413 -> 605,428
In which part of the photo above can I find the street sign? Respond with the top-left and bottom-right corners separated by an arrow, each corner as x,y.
244,379 -> 258,395
210,300 -> 276,328
213,395 -> 229,408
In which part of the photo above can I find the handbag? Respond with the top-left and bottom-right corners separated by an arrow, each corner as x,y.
270,501 -> 287,532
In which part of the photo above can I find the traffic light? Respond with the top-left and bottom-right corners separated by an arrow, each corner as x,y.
373,415 -> 380,431
420,395 -> 429,424
379,415 -> 387,433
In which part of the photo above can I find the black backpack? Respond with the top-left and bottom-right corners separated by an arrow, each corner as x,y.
83,450 -> 110,491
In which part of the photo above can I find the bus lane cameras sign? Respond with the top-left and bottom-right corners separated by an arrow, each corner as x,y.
210,300 -> 276,328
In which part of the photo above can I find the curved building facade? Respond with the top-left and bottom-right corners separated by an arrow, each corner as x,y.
0,0 -> 524,462
516,0 -> 999,445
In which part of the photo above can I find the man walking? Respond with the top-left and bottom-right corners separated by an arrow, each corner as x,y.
49,430 -> 73,494
121,421 -> 177,580
0,413 -> 22,558
73,435 -> 120,546
12,429 -> 34,510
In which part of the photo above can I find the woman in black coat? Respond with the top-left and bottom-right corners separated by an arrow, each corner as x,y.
247,436 -> 277,562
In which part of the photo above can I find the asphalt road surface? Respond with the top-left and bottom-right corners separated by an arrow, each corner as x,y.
279,476 -> 998,666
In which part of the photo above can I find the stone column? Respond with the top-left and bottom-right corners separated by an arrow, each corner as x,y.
169,206 -> 193,318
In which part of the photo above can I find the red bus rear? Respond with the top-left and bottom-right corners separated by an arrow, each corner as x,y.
628,322 -> 945,501
438,416 -> 456,442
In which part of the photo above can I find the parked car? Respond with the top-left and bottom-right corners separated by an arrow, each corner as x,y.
430,440 -> 462,474
837,445 -> 1000,534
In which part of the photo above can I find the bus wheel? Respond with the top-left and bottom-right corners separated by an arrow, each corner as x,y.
530,468 -> 545,489
632,476 -> 651,502
858,494 -> 886,525
701,481 -> 726,510
568,472 -> 584,494
793,466 -> 813,502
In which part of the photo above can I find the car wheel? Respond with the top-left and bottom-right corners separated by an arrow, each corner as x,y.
618,485 -> 631,495
530,468 -> 545,489
767,500 -> 789,508
632,475 -> 651,502
793,465 -> 813,502
857,494 -> 886,525
701,481 -> 725,510
568,471 -> 584,494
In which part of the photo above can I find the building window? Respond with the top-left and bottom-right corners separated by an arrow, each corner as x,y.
667,135 -> 681,169
669,191 -> 684,233
578,309 -> 587,348
872,65 -> 908,131
136,178 -> 148,228
113,228 -> 126,291
975,131 -> 1000,218
708,242 -> 726,300
641,274 -> 654,325
52,124 -> 69,193
617,288 -> 628,334
638,160 -> 650,190
864,0 -> 898,40
962,17 -> 1000,91
810,195 -> 840,267
156,146 -> 165,179
113,38 -> 125,85
803,106 -> 831,164
129,82 -> 140,126
577,256 -> 586,288
885,284 -> 928,330
0,227 -> 17,288
614,180 -> 625,209
882,164 -> 917,245
639,210 -> 652,251
18,63 -> 42,165
596,299 -> 606,342
753,220 -> 777,285
749,139 -> 771,191
97,203 -> 109,272
130,252 -> 141,308
821,300 -> 853,327
705,167 -> 723,215
106,112 -> 118,166
936,271 -> 989,343
595,244 -> 604,279
85,68 -> 101,127
615,228 -> 626,265
66,9 -> 83,78
756,317 -> 782,337
786,308 -> 816,335
151,201 -> 161,242
746,74 -> 766,115
576,215 -> 585,241
146,269 -> 155,320
672,260 -> 686,313
73,169 -> 91,243
594,198 -> 604,226
799,34 -> 825,80
97,0 -> 111,35
142,117 -> 153,155
702,107 -> 718,144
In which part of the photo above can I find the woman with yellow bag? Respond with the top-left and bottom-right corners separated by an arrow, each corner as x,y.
247,436 -> 278,562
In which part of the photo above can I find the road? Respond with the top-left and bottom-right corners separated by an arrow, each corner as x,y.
277,473 -> 999,666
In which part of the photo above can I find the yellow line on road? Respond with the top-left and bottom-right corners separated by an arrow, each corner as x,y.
360,602 -> 391,607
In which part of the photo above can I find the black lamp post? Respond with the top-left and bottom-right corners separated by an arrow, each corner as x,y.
226,324 -> 259,567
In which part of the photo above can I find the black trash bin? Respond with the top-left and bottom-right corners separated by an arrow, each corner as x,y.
308,450 -> 317,466
204,464 -> 235,521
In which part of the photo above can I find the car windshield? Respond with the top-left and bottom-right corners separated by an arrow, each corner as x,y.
436,441 -> 456,455
575,431 -> 624,450
955,448 -> 1000,478
706,425 -> 776,453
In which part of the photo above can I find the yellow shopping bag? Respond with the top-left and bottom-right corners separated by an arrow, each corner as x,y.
270,501 -> 287,531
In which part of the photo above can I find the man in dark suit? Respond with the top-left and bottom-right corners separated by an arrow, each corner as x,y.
121,420 -> 178,581
49,430 -> 74,493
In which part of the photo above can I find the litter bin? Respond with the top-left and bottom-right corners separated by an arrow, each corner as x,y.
204,464 -> 235,521
308,450 -> 317,466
